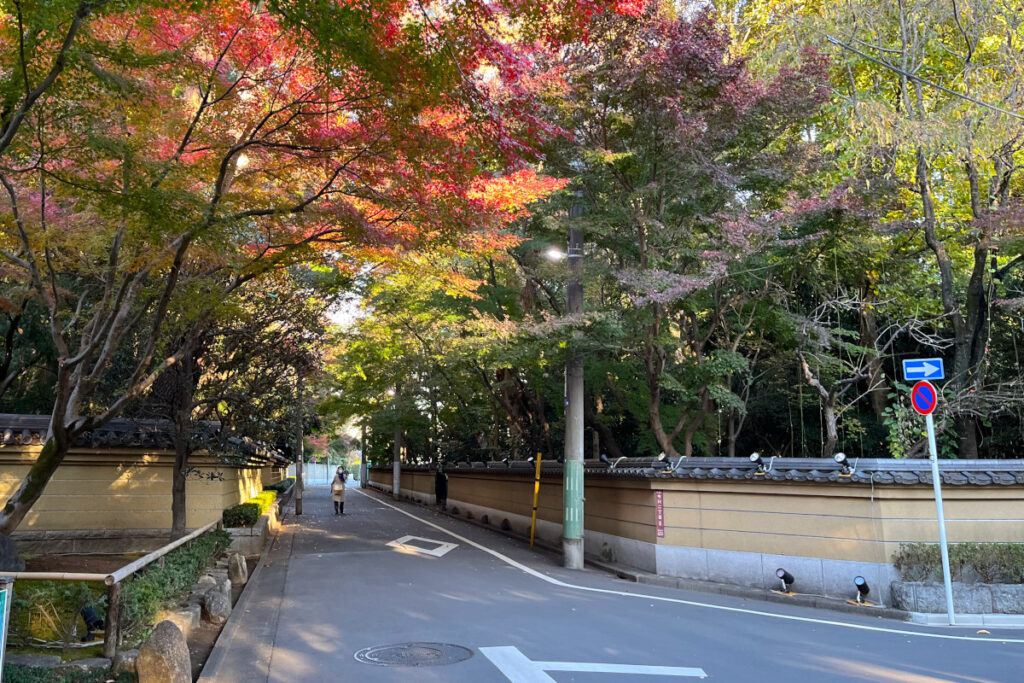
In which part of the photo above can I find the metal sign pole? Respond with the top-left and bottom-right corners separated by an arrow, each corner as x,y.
925,413 -> 956,625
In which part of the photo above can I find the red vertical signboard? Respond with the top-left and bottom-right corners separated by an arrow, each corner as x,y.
655,491 -> 665,538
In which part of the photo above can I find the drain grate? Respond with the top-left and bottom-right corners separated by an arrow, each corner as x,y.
354,642 -> 473,667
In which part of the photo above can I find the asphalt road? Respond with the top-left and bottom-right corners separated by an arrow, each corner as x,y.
201,486 -> 1024,683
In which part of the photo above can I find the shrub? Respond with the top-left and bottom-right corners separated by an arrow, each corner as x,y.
263,477 -> 295,493
222,490 -> 277,528
2,665 -> 134,683
119,528 -> 231,644
222,503 -> 260,528
892,542 -> 1024,583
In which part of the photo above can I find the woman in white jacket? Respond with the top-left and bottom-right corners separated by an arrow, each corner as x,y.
331,466 -> 346,515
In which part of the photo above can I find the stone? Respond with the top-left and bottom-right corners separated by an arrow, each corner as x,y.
137,620 -> 191,683
953,583 -> 994,614
0,534 -> 25,571
155,604 -> 199,640
991,584 -> 1024,614
890,582 -> 916,611
227,552 -> 248,585
5,653 -> 61,668
893,581 -> 994,614
55,658 -> 111,674
112,649 -> 139,675
202,588 -> 231,625
196,574 -> 217,588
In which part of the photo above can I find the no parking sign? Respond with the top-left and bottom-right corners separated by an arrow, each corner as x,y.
911,381 -> 938,416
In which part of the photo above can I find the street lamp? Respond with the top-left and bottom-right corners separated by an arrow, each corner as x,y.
563,196 -> 585,570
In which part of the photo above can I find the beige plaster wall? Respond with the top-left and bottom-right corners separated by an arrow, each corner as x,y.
370,467 -> 1024,564
0,446 -> 269,530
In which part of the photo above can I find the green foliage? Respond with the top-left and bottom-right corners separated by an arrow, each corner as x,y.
893,543 -> 1024,584
119,528 -> 231,645
1,666 -> 134,683
9,581 -> 104,650
263,477 -> 295,493
222,491 -> 277,528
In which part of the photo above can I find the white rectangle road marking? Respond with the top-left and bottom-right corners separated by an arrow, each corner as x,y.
481,646 -> 707,680
386,535 -> 458,557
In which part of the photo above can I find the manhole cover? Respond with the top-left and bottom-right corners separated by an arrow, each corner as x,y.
354,642 -> 474,667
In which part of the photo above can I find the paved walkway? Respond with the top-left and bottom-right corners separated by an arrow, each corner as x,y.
199,487 -> 1024,683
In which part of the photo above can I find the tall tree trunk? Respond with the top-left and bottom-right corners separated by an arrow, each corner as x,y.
0,433 -> 68,535
860,302 -> 888,420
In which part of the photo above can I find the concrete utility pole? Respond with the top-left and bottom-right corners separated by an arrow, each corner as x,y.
393,384 -> 402,499
360,420 -> 368,489
563,202 -> 585,570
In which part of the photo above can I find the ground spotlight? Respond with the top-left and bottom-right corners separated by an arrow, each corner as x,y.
776,568 -> 794,592
750,452 -> 766,474
854,575 -> 870,603
834,451 -> 852,475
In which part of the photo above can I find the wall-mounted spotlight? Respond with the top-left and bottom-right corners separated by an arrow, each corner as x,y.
750,452 -> 766,474
599,453 -> 626,469
834,452 -> 852,476
527,456 -> 535,464
501,456 -> 511,468
854,575 -> 870,604
776,568 -> 795,593
655,452 -> 673,470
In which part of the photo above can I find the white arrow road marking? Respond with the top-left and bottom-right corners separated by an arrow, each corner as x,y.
480,647 -> 707,681
480,647 -> 556,683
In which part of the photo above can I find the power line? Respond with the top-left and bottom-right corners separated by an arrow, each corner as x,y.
825,34 -> 1024,122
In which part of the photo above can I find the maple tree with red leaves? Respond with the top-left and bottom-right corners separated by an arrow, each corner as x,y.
0,0 -> 635,536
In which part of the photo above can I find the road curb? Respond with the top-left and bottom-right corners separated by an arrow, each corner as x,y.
197,502 -> 292,682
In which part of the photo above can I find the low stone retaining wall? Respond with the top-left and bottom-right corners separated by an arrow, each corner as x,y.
226,503 -> 280,555
12,528 -> 175,555
891,581 -> 1024,614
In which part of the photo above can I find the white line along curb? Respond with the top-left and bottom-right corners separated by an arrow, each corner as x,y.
355,488 -> 1024,645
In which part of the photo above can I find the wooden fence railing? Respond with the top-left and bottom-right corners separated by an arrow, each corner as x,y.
0,519 -> 220,658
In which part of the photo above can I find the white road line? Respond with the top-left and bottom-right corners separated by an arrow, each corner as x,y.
480,647 -> 557,682
480,646 -> 706,680
537,661 -> 707,676
355,488 -> 1024,644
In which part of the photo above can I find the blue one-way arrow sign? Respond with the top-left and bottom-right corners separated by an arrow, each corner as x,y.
903,358 -> 945,381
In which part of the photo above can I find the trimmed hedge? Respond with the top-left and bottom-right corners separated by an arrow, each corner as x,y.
119,528 -> 231,644
893,542 -> 1024,583
222,490 -> 277,528
263,477 -> 295,494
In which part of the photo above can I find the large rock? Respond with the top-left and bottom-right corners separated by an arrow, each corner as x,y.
227,552 -> 248,585
202,589 -> 231,625
0,534 -> 25,571
112,649 -> 139,675
137,620 -> 190,683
